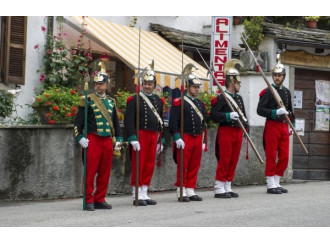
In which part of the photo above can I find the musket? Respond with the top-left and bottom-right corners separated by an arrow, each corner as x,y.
241,34 -> 308,155
134,27 -> 141,206
82,78 -> 88,210
196,48 -> 264,164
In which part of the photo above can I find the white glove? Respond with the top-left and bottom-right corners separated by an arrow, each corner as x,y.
230,112 -> 239,120
175,138 -> 185,149
114,141 -> 121,151
130,141 -> 140,151
156,143 -> 163,154
202,143 -> 206,150
79,137 -> 89,148
276,107 -> 288,116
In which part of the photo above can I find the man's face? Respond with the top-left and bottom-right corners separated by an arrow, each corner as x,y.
142,81 -> 155,94
187,85 -> 200,98
272,74 -> 285,86
94,82 -> 107,95
234,81 -> 241,93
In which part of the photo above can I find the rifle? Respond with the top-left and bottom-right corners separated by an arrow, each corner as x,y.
134,27 -> 141,206
196,48 -> 264,164
241,34 -> 308,155
83,79 -> 88,210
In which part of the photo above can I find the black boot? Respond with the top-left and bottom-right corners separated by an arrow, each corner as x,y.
178,196 -> 190,202
189,195 -> 203,201
227,191 -> 239,198
132,199 -> 147,206
144,199 -> 157,205
214,193 -> 231,198
277,187 -> 288,193
95,201 -> 112,209
85,203 -> 95,211
267,188 -> 282,194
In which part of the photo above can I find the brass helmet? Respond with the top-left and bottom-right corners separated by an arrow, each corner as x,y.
272,54 -> 286,76
224,59 -> 244,83
142,59 -> 156,82
183,63 -> 201,86
94,62 -> 109,84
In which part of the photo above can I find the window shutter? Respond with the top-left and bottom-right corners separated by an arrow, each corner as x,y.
4,16 -> 27,85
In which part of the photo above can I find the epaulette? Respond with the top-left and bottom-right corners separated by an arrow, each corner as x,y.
173,98 -> 181,107
211,96 -> 218,107
107,95 -> 116,105
79,95 -> 86,107
126,95 -> 134,104
259,88 -> 267,97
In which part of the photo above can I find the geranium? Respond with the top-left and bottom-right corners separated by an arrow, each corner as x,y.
32,85 -> 80,124
198,91 -> 218,128
36,17 -> 92,89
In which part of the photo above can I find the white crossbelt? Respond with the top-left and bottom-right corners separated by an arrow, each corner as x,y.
139,92 -> 163,127
224,92 -> 247,122
184,96 -> 204,122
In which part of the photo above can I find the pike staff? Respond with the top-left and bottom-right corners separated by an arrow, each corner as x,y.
196,48 -> 264,164
241,34 -> 308,155
179,35 -> 184,202
134,27 -> 142,206
82,79 -> 88,210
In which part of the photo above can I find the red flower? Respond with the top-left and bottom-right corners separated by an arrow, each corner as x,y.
45,93 -> 50,98
45,112 -> 51,118
36,98 -> 42,102
72,50 -> 77,55
66,113 -> 72,117
48,120 -> 55,124
39,74 -> 45,82
71,106 -> 77,112
53,105 -> 60,111
34,44 -> 39,49
70,89 -> 75,95
47,49 -> 52,54
41,26 -> 46,32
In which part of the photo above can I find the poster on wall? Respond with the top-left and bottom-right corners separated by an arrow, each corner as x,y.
315,105 -> 330,131
295,119 -> 305,136
294,90 -> 303,109
315,80 -> 329,105
315,80 -> 329,131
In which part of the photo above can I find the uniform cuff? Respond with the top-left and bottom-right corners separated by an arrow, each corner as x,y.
161,137 -> 165,145
127,135 -> 137,143
76,134 -> 84,143
172,133 -> 181,141
226,112 -> 231,123
271,109 -> 277,119
116,136 -> 124,142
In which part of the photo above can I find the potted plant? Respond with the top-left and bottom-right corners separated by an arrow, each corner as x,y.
113,89 -> 133,122
32,85 -> 80,124
241,16 -> 264,51
304,16 -> 320,28
0,90 -> 14,122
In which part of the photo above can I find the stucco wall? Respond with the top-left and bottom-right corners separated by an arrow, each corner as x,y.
0,125 -> 290,201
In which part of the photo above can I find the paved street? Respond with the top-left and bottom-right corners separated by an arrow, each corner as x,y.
0,180 -> 329,227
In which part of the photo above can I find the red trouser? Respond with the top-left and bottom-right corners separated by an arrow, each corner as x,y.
85,133 -> 113,203
264,120 -> 289,177
215,126 -> 243,182
175,133 -> 203,188
131,130 -> 159,186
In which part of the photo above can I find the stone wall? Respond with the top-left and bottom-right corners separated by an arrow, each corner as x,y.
0,125 -> 288,201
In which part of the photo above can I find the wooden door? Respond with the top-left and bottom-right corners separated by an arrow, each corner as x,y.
293,68 -> 330,180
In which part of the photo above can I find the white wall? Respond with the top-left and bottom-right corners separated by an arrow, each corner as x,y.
14,16 -> 46,120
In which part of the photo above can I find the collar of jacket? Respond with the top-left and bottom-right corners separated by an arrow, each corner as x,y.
225,90 -> 237,98
271,83 -> 283,90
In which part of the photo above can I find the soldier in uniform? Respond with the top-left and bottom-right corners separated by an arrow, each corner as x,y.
169,64 -> 207,202
74,62 -> 123,211
124,60 -> 164,206
257,55 -> 295,194
210,59 -> 248,198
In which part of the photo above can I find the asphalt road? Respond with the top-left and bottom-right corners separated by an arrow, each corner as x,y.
1,180 -> 329,227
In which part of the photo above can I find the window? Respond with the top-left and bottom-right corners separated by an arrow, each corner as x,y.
0,16 -> 27,85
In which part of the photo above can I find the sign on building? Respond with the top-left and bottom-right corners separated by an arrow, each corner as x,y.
210,16 -> 232,91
